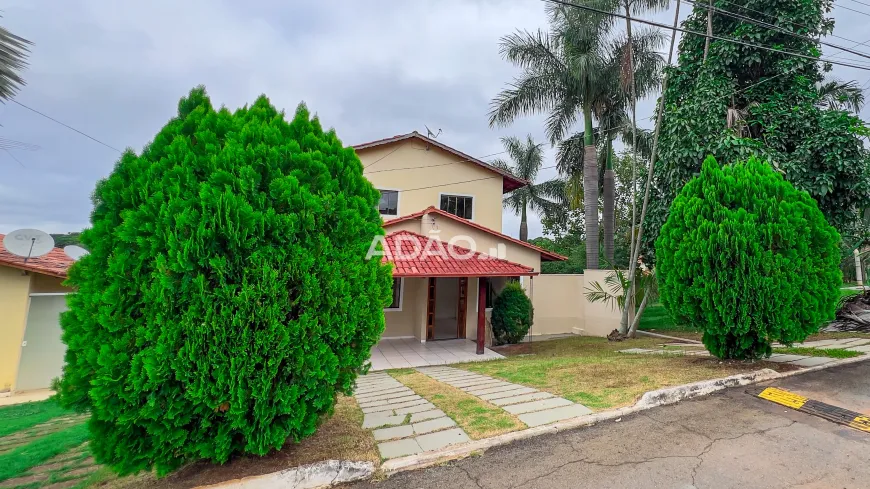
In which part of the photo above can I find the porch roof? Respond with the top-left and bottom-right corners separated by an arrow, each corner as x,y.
383,230 -> 537,277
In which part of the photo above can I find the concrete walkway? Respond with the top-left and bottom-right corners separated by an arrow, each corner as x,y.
416,366 -> 592,427
354,372 -> 470,460
620,337 -> 870,367
370,339 -> 504,371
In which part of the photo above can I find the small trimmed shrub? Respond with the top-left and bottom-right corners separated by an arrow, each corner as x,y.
57,87 -> 393,475
656,156 -> 841,359
491,282 -> 534,345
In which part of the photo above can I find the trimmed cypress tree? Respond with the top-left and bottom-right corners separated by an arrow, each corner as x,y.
491,282 -> 534,345
656,156 -> 841,359
57,87 -> 393,475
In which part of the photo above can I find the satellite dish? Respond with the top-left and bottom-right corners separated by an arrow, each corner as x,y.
64,245 -> 89,260
3,229 -> 55,261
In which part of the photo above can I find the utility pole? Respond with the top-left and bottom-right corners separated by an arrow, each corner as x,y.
704,0 -> 712,61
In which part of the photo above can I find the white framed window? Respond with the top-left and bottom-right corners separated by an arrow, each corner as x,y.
378,189 -> 399,216
439,193 -> 474,219
385,277 -> 404,311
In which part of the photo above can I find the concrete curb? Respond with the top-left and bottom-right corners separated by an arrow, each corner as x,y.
196,460 -> 375,489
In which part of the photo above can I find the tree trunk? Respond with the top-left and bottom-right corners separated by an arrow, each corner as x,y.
520,205 -> 528,242
603,138 -> 615,265
623,0 -> 637,334
583,106 -> 599,270
627,292 -> 649,338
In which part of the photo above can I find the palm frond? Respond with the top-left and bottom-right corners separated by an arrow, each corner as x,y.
0,21 -> 32,101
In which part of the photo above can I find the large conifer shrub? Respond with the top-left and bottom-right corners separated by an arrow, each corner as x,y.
57,87 -> 393,475
656,156 -> 841,359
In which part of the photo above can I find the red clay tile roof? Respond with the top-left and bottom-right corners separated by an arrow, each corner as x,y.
383,207 -> 568,262
352,131 -> 528,193
0,234 -> 74,278
383,230 -> 537,277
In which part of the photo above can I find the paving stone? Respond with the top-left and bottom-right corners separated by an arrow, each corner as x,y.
845,345 -> 870,353
489,391 -> 555,406
0,474 -> 48,489
362,413 -> 406,429
358,395 -> 422,408
362,399 -> 428,414
788,356 -> 837,367
372,424 -> 414,441
799,340 -> 842,348
835,339 -> 870,347
618,348 -> 651,354
355,382 -> 405,394
445,378 -> 500,389
394,402 -> 438,415
63,465 -> 100,478
503,397 -> 574,415
415,428 -> 471,451
356,389 -> 416,402
478,387 -> 538,400
409,409 -> 447,423
413,417 -> 456,435
31,461 -> 68,473
465,383 -> 520,396
766,354 -> 808,363
430,373 -> 483,382
378,438 -> 423,459
518,404 -> 593,427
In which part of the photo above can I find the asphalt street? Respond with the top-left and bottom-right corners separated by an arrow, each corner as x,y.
347,360 -> 870,489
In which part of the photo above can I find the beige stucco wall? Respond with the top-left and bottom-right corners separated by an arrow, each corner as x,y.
30,274 -> 69,293
359,139 -> 505,232
0,266 -> 32,392
383,277 -> 424,338
532,274 -> 586,336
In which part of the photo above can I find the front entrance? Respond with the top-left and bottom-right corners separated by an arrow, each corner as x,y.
426,277 -> 467,340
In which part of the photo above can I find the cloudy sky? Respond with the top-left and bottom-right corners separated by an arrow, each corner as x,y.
2,0 -> 869,239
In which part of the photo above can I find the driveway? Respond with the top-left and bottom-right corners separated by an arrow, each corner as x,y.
345,361 -> 870,489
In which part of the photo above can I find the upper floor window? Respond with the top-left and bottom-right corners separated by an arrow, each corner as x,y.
378,189 -> 398,216
440,194 -> 473,219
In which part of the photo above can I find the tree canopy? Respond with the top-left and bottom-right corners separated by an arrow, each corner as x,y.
646,0 -> 870,258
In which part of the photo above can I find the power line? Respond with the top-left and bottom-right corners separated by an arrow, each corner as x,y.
682,0 -> 870,62
835,0 -> 870,18
362,142 -> 405,169
542,0 -> 870,70
399,164 -> 560,193
10,100 -> 123,153
3,149 -> 25,168
843,0 -> 870,9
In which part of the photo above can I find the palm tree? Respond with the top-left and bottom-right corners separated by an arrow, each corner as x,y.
0,18 -> 31,101
815,78 -> 865,113
491,135 -> 567,242
489,5 -> 615,269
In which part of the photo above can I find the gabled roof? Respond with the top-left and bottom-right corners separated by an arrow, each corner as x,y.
352,131 -> 528,193
0,234 -> 74,278
383,230 -> 537,277
383,207 -> 568,262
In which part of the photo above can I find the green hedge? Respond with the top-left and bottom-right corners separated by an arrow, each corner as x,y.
491,282 -> 533,345
57,87 -> 393,475
656,156 -> 841,359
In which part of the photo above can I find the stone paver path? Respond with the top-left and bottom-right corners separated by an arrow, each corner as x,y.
415,366 -> 592,427
620,337 -> 869,367
354,372 -> 470,459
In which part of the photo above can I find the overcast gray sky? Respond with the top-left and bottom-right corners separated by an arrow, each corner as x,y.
2,0 -> 869,239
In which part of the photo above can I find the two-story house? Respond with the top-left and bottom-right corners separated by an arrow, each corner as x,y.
354,131 -> 568,349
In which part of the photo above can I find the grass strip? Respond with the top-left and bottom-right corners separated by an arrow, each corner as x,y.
389,369 -> 525,439
0,400 -> 71,438
773,347 -> 861,359
0,422 -> 89,482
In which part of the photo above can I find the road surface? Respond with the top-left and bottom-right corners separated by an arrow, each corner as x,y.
346,361 -> 870,489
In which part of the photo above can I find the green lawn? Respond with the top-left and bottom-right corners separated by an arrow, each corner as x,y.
772,347 -> 861,359
0,400 -> 104,489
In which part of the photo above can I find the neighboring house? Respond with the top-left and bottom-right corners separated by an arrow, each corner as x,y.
0,235 -> 74,393
356,131 -> 621,345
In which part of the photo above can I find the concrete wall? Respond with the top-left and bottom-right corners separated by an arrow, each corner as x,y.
359,139 -> 505,232
531,274 -> 586,336
383,277 -> 424,338
0,266 -> 32,392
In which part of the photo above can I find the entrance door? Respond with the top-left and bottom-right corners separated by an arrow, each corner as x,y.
15,295 -> 68,392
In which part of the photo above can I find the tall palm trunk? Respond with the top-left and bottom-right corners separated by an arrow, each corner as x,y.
520,203 -> 529,242
583,104 -> 599,270
602,137 -> 615,264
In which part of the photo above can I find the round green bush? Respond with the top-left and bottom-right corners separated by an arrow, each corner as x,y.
656,156 -> 841,359
57,87 -> 393,475
491,281 -> 534,345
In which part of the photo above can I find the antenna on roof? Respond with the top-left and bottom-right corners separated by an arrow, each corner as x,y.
424,125 -> 442,140
3,229 -> 54,263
